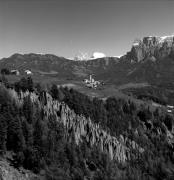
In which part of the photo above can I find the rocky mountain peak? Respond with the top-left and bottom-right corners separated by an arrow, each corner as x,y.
129,35 -> 174,62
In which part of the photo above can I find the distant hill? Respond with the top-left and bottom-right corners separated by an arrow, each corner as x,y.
0,53 -> 120,80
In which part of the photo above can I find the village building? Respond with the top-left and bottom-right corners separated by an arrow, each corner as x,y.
167,109 -> 172,113
167,105 -> 174,113
83,75 -> 100,89
167,105 -> 174,109
10,70 -> 20,75
25,70 -> 33,75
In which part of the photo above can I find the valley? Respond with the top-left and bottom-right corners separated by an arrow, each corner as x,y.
0,34 -> 174,180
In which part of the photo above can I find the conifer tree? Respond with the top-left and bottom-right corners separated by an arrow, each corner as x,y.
23,95 -> 34,124
0,114 -> 7,153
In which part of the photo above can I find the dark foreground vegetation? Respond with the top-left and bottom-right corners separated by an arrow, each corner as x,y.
0,77 -> 174,180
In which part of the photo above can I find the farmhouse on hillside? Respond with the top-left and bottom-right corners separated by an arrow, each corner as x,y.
25,70 -> 33,75
10,70 -> 20,75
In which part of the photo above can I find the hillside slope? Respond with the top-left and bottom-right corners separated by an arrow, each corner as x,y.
0,82 -> 174,179
0,157 -> 40,180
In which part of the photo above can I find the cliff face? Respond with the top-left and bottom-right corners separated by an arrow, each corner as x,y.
13,90 -> 143,163
7,89 -> 174,166
129,35 -> 174,62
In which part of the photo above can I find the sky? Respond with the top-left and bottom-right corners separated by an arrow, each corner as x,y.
0,0 -> 174,59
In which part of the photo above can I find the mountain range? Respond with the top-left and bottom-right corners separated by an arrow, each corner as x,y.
1,35 -> 174,82
0,34 -> 174,103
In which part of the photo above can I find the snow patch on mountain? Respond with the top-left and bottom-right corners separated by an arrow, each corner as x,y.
73,52 -> 106,61
113,55 -> 123,58
133,42 -> 140,47
74,52 -> 90,61
158,34 -> 174,43
91,52 -> 106,59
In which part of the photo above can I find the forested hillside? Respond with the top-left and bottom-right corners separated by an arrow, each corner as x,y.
0,78 -> 174,180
